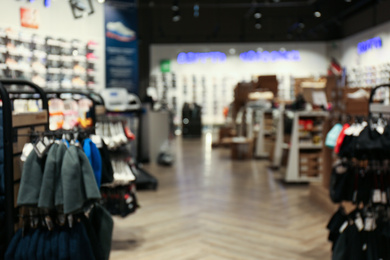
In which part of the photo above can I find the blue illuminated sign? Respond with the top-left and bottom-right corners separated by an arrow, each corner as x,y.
177,52 -> 226,64
239,50 -> 301,62
357,37 -> 382,54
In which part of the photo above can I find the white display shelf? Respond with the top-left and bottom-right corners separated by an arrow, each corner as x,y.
86,59 -> 97,64
32,37 -> 46,45
284,111 -> 328,183
6,33 -> 18,40
61,56 -> 73,62
299,143 -> 322,149
61,68 -> 73,75
87,44 -> 98,50
47,68 -> 61,74
8,49 -> 32,57
60,42 -> 72,49
87,70 -> 97,76
32,68 -> 47,74
33,50 -> 47,58
47,39 -> 61,46
73,56 -> 87,62
72,42 -> 86,49
47,54 -> 61,61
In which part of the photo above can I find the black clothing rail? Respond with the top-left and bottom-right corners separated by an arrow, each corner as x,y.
0,79 -> 49,254
105,108 -> 158,190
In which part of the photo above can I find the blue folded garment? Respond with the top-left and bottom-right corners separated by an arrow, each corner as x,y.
83,138 -> 102,188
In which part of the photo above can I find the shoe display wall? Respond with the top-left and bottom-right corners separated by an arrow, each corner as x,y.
0,27 -> 100,89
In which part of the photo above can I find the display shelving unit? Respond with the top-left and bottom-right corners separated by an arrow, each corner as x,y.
284,110 -> 328,182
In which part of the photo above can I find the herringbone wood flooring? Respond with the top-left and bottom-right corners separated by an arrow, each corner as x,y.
110,135 -> 332,260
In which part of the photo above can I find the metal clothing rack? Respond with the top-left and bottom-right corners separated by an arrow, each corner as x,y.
0,79 -> 49,256
105,107 -> 158,190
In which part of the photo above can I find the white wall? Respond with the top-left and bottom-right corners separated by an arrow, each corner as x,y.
150,42 -> 328,125
0,0 -> 105,90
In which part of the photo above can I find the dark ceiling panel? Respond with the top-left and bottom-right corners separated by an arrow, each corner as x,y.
139,0 -> 390,43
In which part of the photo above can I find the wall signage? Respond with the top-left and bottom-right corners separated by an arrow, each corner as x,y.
104,0 -> 138,93
160,60 -> 171,73
176,50 -> 301,64
357,37 -> 382,54
239,50 -> 301,62
20,8 -> 39,29
177,52 -> 226,64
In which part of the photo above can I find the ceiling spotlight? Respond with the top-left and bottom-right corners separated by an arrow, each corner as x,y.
172,10 -> 181,22
172,0 -> 179,11
254,9 -> 262,19
97,0 -> 105,3
194,3 -> 199,17
314,11 -> 321,17
255,22 -> 262,30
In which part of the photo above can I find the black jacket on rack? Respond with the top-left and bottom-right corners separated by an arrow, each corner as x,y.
182,102 -> 202,137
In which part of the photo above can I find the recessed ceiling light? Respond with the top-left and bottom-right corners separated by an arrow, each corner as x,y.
255,23 -> 262,30
314,11 -> 321,18
254,12 -> 262,19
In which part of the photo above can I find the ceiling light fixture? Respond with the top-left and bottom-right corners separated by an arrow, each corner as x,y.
172,0 -> 179,11
172,10 -> 181,22
255,21 -> 262,30
172,0 -> 180,22
254,8 -> 262,19
193,3 -> 199,18
97,0 -> 105,3
313,4 -> 321,18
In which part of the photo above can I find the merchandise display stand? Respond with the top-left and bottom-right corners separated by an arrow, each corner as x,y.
100,88 -> 158,190
106,108 -> 158,190
0,79 -> 49,255
284,110 -> 328,182
254,109 -> 273,158
272,106 -> 285,168
245,105 -> 273,158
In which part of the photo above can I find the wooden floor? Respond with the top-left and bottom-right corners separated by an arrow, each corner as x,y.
110,134 -> 332,260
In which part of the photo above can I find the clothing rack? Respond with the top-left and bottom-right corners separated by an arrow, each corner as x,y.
0,79 -> 49,255
326,83 -> 390,260
105,107 -> 158,190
